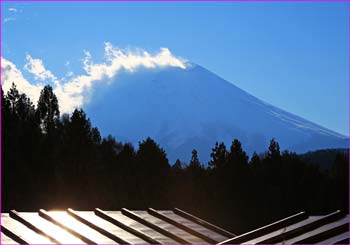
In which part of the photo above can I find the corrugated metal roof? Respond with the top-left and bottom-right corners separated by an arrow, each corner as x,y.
219,210 -> 349,244
1,208 -> 234,244
1,209 -> 348,244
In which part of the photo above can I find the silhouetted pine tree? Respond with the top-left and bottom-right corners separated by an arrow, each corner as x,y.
208,142 -> 228,170
188,149 -> 202,171
250,151 -> 261,168
37,85 -> 59,134
228,139 -> 248,167
136,137 -> 170,208
267,137 -> 280,160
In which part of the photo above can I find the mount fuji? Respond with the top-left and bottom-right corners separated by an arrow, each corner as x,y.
85,63 -> 348,163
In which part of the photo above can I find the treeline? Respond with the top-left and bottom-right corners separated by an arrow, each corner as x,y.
2,83 -> 348,233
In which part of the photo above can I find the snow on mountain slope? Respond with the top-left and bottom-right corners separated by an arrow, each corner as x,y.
85,63 -> 348,163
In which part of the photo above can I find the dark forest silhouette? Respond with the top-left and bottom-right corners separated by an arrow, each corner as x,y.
2,83 -> 349,233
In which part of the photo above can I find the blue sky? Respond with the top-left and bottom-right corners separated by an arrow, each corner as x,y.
1,1 -> 349,136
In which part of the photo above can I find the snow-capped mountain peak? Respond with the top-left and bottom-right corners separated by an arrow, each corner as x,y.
85,63 -> 347,163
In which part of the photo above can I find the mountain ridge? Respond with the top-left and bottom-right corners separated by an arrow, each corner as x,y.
85,63 -> 348,163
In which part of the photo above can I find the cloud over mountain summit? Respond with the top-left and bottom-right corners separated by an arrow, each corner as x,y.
1,43 -> 186,113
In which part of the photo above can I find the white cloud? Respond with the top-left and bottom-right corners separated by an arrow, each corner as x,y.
8,8 -> 18,12
1,57 -> 84,114
24,54 -> 58,84
1,57 -> 42,103
1,44 -> 187,114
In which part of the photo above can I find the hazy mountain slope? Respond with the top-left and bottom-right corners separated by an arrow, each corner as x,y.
85,63 -> 348,163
